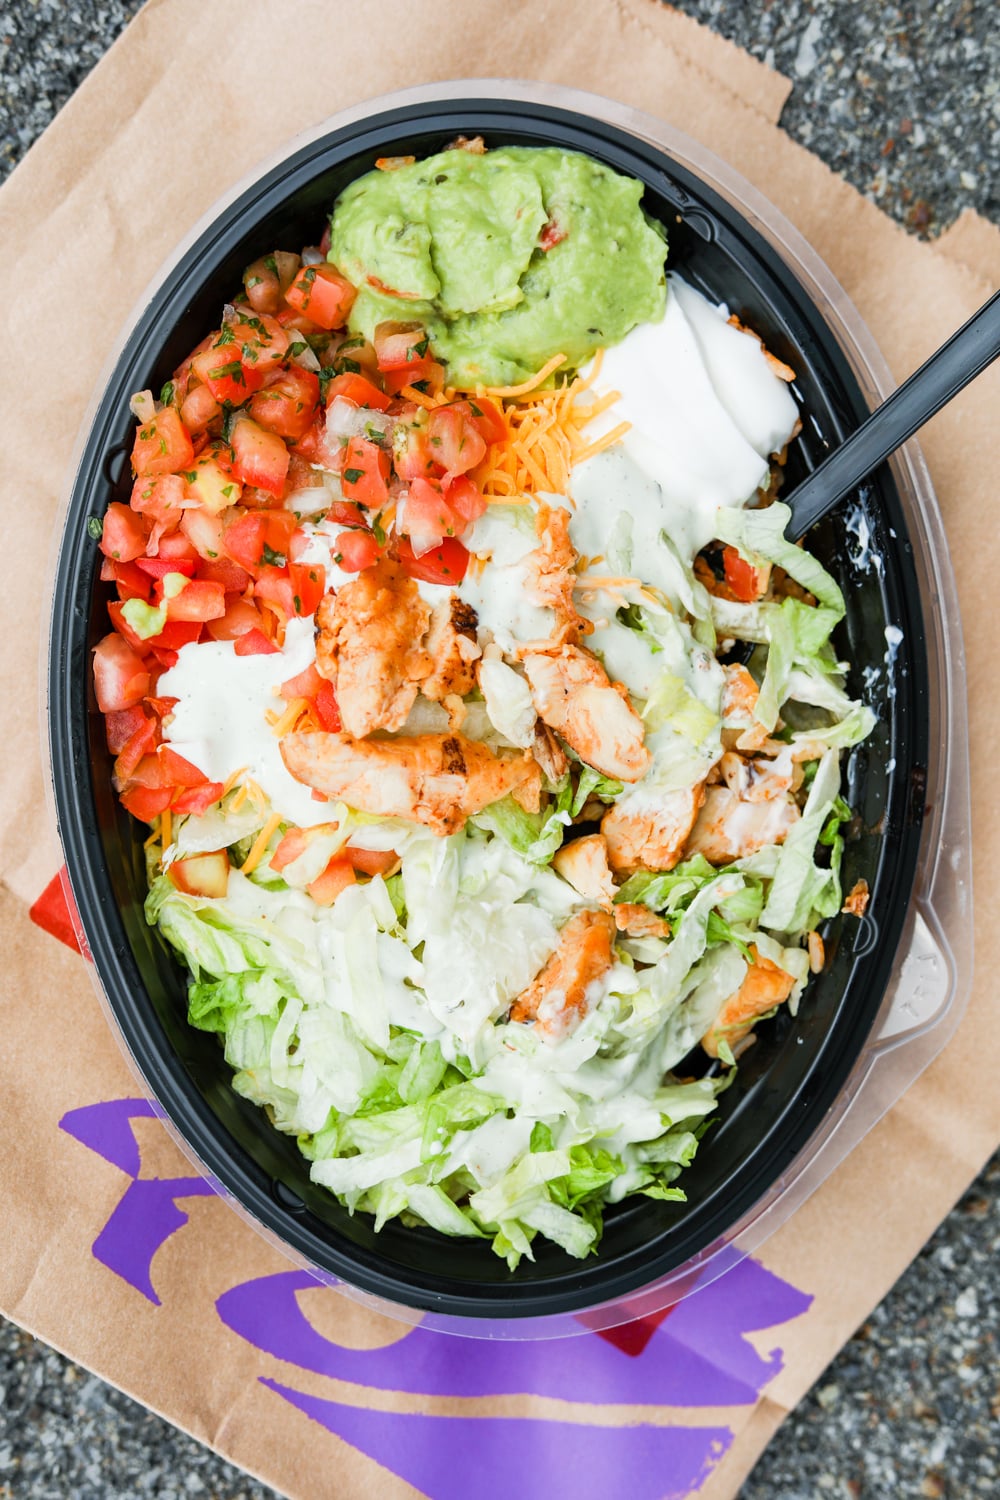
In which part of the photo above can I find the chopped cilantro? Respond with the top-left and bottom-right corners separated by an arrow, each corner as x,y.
343,467 -> 365,484
87,516 -> 103,539
262,544 -> 286,568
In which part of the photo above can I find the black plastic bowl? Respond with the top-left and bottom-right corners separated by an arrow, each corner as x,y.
49,98 -> 929,1321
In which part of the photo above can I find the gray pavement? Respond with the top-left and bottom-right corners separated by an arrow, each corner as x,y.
2,2 -> 997,1497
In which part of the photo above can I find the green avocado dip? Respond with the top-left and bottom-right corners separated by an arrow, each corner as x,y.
327,145 -> 667,388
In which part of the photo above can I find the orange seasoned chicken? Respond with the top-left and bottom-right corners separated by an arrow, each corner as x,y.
720,663 -> 771,753
280,730 -> 542,837
509,909 -> 616,1037
602,782 -> 706,873
613,902 -> 672,939
522,645 -> 650,783
421,597 -> 481,702
702,945 -> 798,1059
521,503 -> 588,645
552,834 -> 616,910
684,784 -> 798,865
314,558 -> 431,738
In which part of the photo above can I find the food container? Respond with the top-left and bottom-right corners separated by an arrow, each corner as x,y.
46,82 -> 971,1338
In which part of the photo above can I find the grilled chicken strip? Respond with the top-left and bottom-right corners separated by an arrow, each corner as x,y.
509,909 -> 616,1038
421,597 -> 481,701
314,558 -> 431,738
602,783 -> 706,873
702,945 -> 797,1059
522,645 -> 650,783
684,784 -> 799,864
280,730 -> 542,837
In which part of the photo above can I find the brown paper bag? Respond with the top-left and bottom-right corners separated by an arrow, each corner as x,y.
2,3 -> 998,1497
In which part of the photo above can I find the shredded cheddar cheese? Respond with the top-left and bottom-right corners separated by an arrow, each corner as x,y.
241,813 -> 282,876
220,765 -> 248,798
462,347 -> 630,502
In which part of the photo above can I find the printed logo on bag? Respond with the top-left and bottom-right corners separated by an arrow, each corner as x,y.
61,1097 -> 813,1499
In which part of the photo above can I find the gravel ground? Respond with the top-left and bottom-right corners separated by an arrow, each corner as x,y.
1,2 -> 997,1498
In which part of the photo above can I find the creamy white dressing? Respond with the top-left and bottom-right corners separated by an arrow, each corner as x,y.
457,506 -> 554,648
158,616 -> 325,828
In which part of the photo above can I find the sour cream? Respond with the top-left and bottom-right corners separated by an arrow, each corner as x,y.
576,275 -> 798,560
158,616 -> 325,828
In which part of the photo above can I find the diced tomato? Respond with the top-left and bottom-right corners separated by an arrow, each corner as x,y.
722,545 -> 768,603
254,566 -> 297,620
249,366 -> 320,441
269,826 -> 310,872
427,403 -> 486,476
270,821 -> 342,873
167,850 -> 229,897
114,715 -> 160,783
171,782 -> 225,816
373,322 -> 430,372
106,600 -> 150,653
93,634 -> 150,713
180,507 -> 227,562
279,662 -> 325,701
131,407 -> 195,478
326,500 -> 368,529
135,556 -> 197,580
146,695 -> 178,717
322,372 -> 392,412
105,560 -> 152,602
402,476 -> 456,553
131,473 -> 188,525
230,418 -> 289,499
333,529 -> 381,572
196,555 -> 252,593
312,677 -> 341,731
149,648 -> 179,669
182,453 -> 241,514
285,265 -> 356,330
120,784 -> 173,822
243,254 -> 283,315
346,845 -> 399,876
340,436 -> 389,508
230,309 -> 290,377
191,338 -> 264,406
160,577 -> 226,623
234,627 -> 278,656
99,502 -> 148,562
157,746 -> 213,788
288,560 -> 326,617
206,598 -> 265,641
156,528 -> 199,562
539,218 -> 568,251
306,855 -> 357,906
463,396 -> 507,446
179,382 -> 222,436
397,535 -> 470,586
381,359 -> 444,396
444,475 -> 488,528
223,512 -> 266,569
171,333 -> 215,407
394,421 -> 438,481
105,703 -> 151,754
153,620 -> 203,651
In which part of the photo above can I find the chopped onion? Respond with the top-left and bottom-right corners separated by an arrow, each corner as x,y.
129,389 -> 156,424
326,396 -> 396,446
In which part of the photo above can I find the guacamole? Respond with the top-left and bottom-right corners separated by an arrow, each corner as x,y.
327,145 -> 667,387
